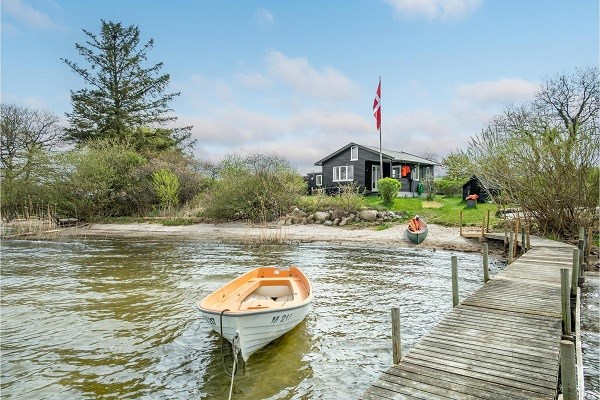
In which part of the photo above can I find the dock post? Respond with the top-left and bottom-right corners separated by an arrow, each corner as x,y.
459,211 -> 463,236
508,232 -> 514,264
521,227 -> 526,254
503,220 -> 508,247
560,339 -> 578,400
480,216 -> 485,239
391,307 -> 401,364
482,243 -> 489,283
526,224 -> 531,251
571,249 -> 580,295
514,217 -> 520,255
451,256 -> 459,307
486,210 -> 490,233
587,226 -> 593,262
561,268 -> 572,336
578,238 -> 585,268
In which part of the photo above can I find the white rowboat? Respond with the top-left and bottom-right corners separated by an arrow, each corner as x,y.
198,266 -> 313,361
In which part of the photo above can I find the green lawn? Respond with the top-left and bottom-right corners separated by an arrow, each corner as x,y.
364,195 -> 500,228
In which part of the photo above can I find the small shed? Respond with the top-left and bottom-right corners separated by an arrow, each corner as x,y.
462,175 -> 498,202
305,172 -> 323,194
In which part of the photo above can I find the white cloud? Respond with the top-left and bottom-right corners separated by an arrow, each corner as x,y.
385,0 -> 481,20
2,0 -> 60,30
254,9 -> 274,27
455,78 -> 538,105
237,72 -> 271,89
178,61 -> 541,174
266,51 -> 357,100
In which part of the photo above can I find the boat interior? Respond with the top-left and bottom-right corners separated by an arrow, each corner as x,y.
201,267 -> 311,312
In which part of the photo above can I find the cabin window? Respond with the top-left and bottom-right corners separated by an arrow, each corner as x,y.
316,175 -> 322,186
333,165 -> 354,182
412,165 -> 420,181
350,146 -> 358,161
392,166 -> 401,179
424,167 -> 432,179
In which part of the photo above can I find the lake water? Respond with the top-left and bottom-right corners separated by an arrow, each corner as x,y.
1,238 -> 597,399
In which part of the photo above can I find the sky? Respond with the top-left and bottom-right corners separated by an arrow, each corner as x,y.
2,0 -> 598,174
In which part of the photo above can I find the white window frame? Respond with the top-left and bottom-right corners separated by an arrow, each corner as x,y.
392,166 -> 401,179
424,167 -> 431,179
412,165 -> 420,181
350,146 -> 358,161
333,165 -> 354,182
315,174 -> 322,186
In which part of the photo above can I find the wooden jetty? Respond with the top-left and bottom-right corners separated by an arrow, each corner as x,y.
361,234 -> 584,400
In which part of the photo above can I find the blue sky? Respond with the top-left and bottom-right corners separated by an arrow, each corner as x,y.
2,0 -> 598,173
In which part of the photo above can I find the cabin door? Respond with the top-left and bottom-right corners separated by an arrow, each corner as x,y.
371,165 -> 380,192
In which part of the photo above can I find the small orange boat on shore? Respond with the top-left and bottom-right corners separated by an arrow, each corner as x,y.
407,215 -> 428,244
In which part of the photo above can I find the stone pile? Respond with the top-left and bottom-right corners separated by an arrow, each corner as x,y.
278,207 -> 406,226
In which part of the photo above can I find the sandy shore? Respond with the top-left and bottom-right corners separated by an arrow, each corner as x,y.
69,221 -> 496,253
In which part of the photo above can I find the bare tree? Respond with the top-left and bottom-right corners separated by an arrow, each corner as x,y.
1,103 -> 64,181
535,66 -> 599,140
468,68 -> 599,240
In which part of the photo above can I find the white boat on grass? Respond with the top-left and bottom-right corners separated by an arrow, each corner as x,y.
198,266 -> 313,361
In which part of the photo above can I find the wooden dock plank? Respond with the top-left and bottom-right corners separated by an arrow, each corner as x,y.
361,235 -> 572,399
416,336 -> 558,368
431,319 -> 558,347
399,358 -> 556,399
420,330 -> 559,359
407,344 -> 555,379
388,363 -> 550,400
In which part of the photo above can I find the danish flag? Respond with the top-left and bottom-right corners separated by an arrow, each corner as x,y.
373,78 -> 381,130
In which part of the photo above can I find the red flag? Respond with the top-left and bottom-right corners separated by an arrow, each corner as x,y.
373,78 -> 381,130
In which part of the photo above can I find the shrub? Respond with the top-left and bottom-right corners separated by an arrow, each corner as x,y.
201,153 -> 306,222
153,168 -> 180,212
298,182 -> 366,214
435,178 -> 463,197
377,178 -> 401,206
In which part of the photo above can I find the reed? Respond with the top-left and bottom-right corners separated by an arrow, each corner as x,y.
243,221 -> 289,245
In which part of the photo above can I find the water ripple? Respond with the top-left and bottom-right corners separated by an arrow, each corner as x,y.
1,238 -> 596,399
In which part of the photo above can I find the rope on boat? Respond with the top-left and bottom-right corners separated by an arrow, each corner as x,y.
227,331 -> 240,400
219,310 -> 241,399
219,309 -> 234,376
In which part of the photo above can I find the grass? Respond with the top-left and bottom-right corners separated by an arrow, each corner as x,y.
95,195 -> 501,229
364,195 -> 500,228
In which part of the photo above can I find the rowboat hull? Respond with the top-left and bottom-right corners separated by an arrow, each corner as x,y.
198,266 -> 313,361
407,218 -> 428,244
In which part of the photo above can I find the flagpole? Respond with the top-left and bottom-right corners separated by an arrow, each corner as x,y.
379,76 -> 383,180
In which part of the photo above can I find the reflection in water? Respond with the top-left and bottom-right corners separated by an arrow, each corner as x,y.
2,237 -> 595,399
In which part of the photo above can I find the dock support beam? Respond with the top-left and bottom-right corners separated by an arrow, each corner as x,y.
482,243 -> 489,283
391,307 -> 401,364
508,232 -> 514,264
561,268 -> 572,336
451,256 -> 459,307
571,249 -> 580,297
560,339 -> 578,400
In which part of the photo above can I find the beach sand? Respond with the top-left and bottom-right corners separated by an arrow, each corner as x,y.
70,221 -> 499,254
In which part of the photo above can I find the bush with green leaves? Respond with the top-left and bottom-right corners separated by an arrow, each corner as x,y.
57,139 -> 147,219
202,153 -> 306,222
299,182 -> 365,214
377,178 -> 401,205
435,178 -> 463,197
153,168 -> 180,212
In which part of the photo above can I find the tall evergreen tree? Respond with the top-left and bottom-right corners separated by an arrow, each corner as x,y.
62,20 -> 193,151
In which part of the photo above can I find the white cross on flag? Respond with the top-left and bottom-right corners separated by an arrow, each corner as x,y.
373,78 -> 381,130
